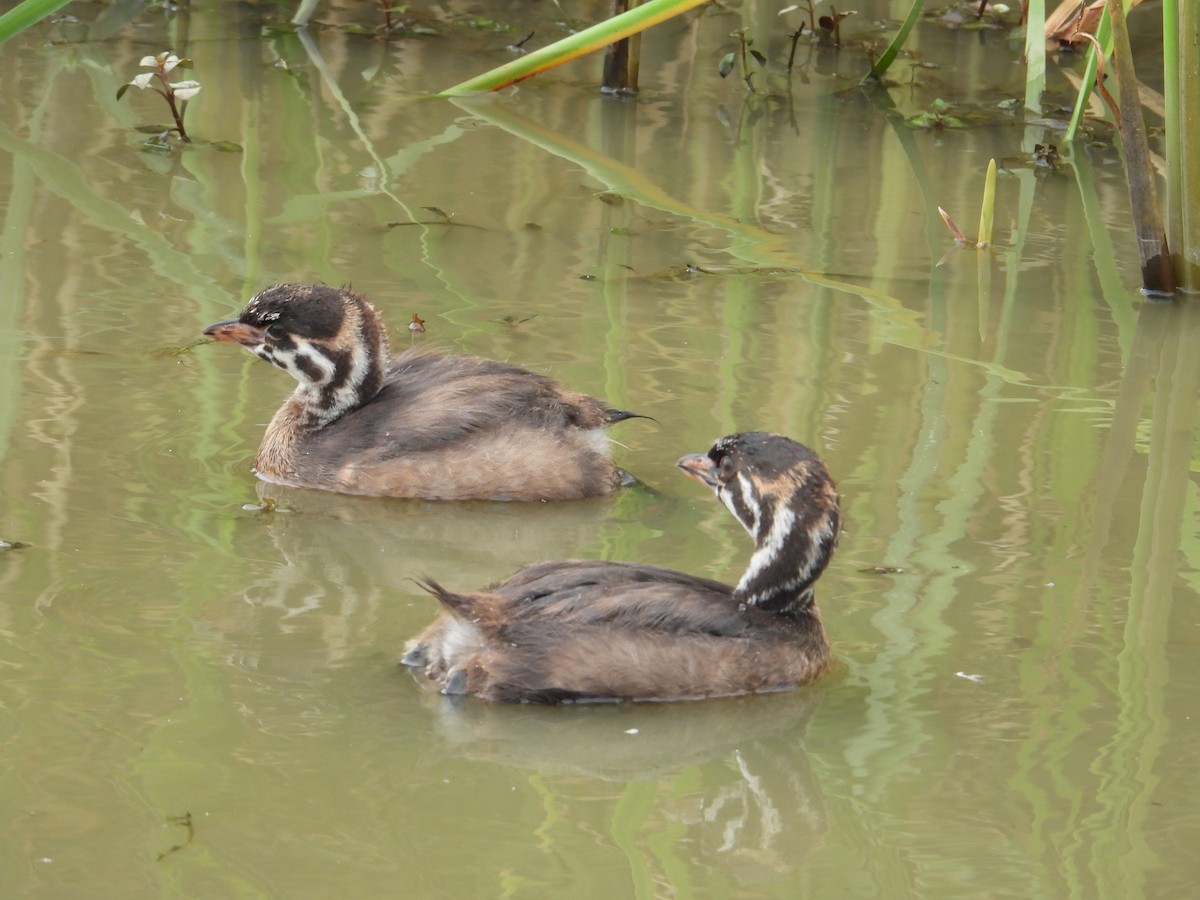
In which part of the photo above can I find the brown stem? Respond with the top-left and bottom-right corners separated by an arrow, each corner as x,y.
1105,0 -> 1173,293
166,90 -> 190,142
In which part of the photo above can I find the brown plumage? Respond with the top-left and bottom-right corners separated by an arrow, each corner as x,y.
203,284 -> 641,501
403,432 -> 842,703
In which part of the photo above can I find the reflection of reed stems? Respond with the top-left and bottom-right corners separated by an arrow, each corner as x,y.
1082,301 -> 1198,889
0,146 -> 32,468
0,124 -> 216,289
450,99 -> 1039,387
295,30 -> 414,220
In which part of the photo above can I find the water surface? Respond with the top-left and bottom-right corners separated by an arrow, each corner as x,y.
1,1 -> 1197,897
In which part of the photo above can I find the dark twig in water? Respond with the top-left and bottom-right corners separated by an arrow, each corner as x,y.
156,812 -> 194,861
786,25 -> 806,73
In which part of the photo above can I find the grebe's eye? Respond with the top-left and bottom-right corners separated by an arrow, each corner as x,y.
717,455 -> 736,481
266,322 -> 287,340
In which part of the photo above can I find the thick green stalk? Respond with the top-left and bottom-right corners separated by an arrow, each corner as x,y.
440,0 -> 708,96
0,0 -> 73,44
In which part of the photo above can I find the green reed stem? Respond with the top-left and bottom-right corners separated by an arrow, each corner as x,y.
0,0 -> 73,44
862,0 -> 923,83
440,0 -> 708,95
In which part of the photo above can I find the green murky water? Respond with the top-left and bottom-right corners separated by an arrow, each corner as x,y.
1,1 -> 1197,896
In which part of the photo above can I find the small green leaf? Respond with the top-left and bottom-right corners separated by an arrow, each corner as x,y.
718,51 -> 735,78
116,83 -> 131,101
750,49 -> 766,67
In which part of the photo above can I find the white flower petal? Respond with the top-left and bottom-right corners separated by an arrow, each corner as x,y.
131,72 -> 157,90
139,55 -> 159,67
170,80 -> 201,100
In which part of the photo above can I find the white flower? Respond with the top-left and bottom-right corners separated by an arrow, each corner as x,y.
130,72 -> 157,90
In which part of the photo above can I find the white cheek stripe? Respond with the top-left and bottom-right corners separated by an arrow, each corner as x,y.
717,473 -> 761,540
736,503 -> 795,594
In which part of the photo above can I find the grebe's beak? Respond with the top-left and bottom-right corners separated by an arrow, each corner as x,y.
676,453 -> 718,489
203,320 -> 267,348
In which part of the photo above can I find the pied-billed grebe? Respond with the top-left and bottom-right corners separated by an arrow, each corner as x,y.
402,432 -> 841,703
203,284 -> 642,501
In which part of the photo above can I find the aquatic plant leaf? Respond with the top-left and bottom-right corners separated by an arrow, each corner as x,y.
937,206 -> 973,246
718,51 -> 735,78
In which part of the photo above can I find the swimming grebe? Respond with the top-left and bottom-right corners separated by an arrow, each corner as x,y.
204,284 -> 641,501
403,432 -> 841,702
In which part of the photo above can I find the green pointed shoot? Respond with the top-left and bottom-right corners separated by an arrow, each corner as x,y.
977,158 -> 997,249
861,0 -> 923,84
0,0 -> 74,45
440,0 -> 710,96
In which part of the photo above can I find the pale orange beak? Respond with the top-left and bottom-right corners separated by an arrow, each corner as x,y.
204,319 -> 266,348
676,453 -> 718,488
